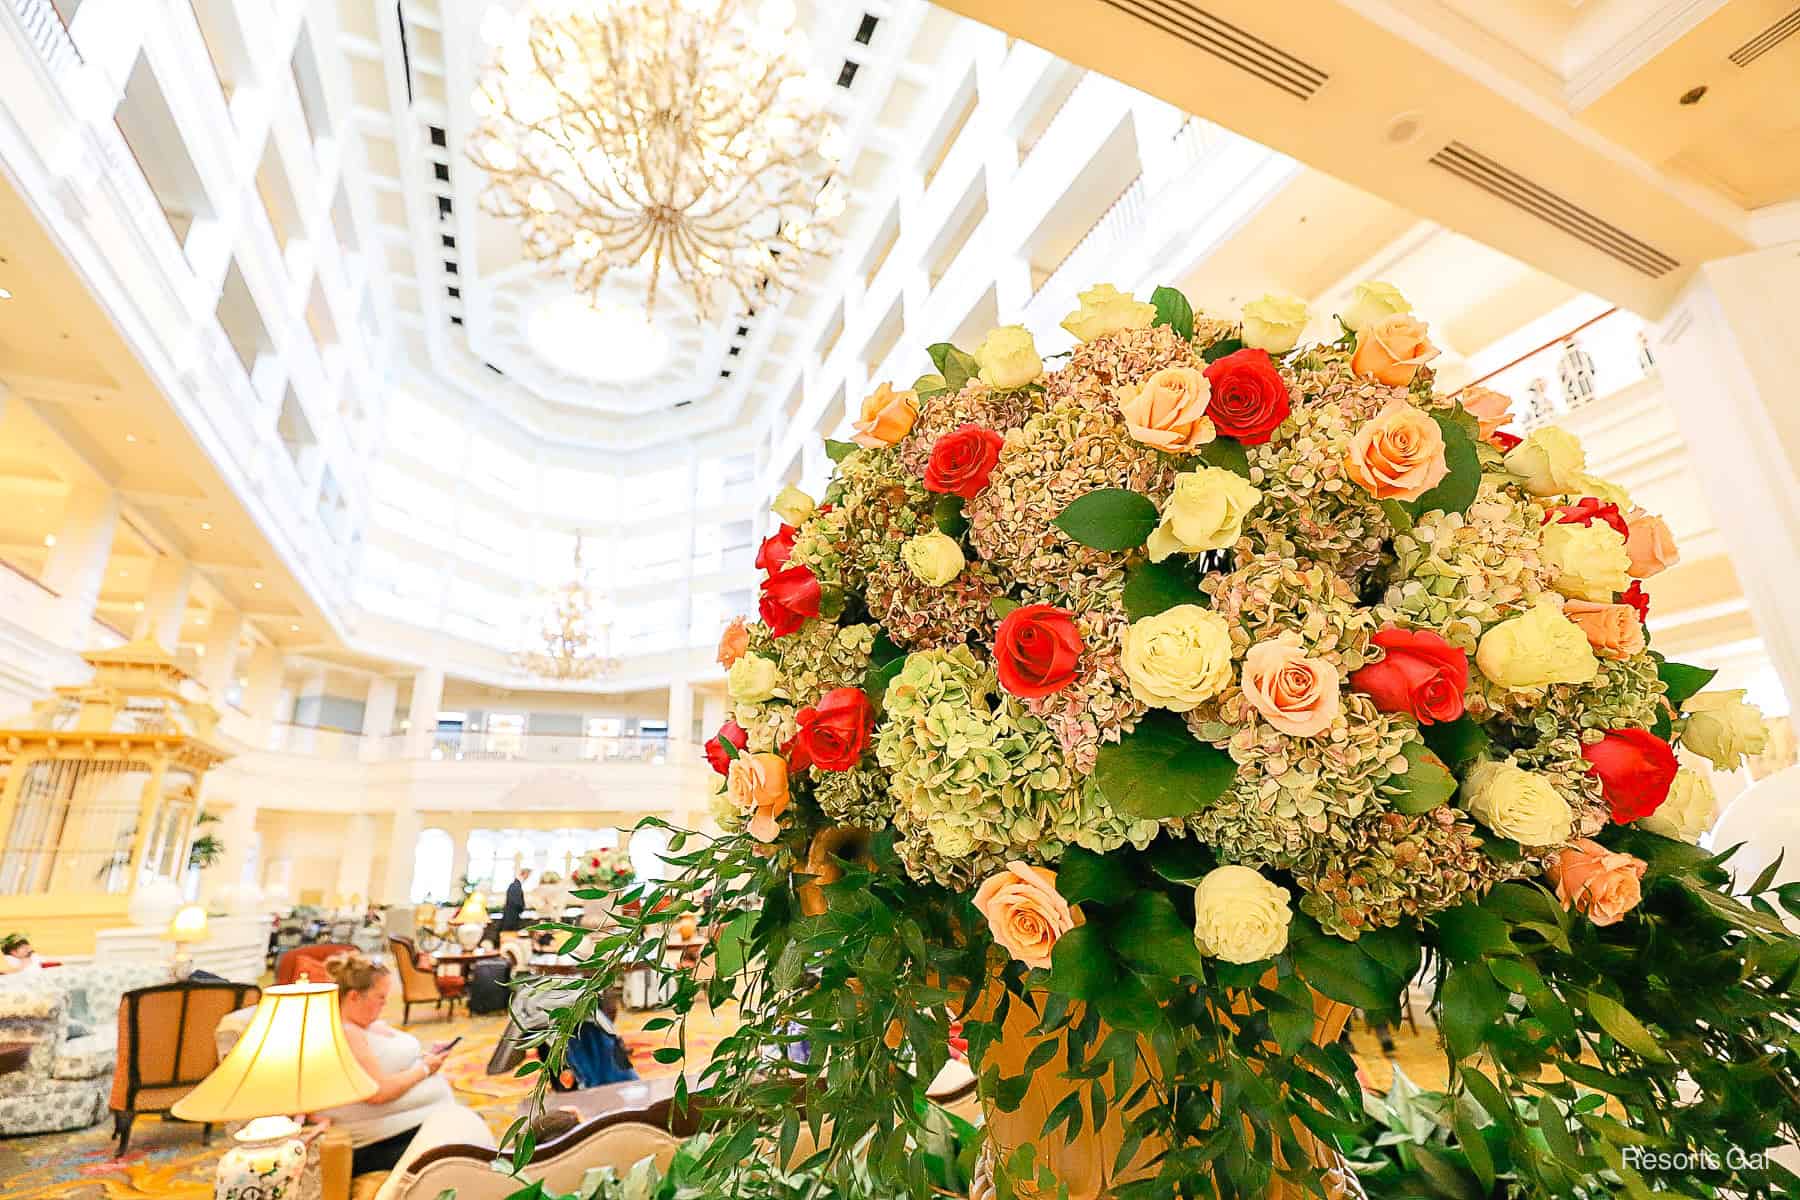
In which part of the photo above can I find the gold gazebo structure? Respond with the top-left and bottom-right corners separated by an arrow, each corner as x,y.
0,639 -> 232,956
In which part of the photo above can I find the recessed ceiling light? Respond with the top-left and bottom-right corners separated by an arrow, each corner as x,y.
253,581 -> 264,589
0,287 -> 12,300
133,601 -> 145,612
42,534 -> 55,548
289,623 -> 300,632
200,521 -> 213,531
125,433 -> 137,443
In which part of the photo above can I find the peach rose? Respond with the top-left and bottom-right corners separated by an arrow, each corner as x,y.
1115,365 -> 1214,452
716,617 -> 749,668
973,861 -> 1079,969
1351,314 -> 1439,388
852,382 -> 919,448
1560,599 -> 1645,661
1624,507 -> 1679,578
726,752 -> 790,842
1458,386 -> 1514,441
1546,838 -> 1646,927
1240,641 -> 1341,737
1345,399 -> 1450,502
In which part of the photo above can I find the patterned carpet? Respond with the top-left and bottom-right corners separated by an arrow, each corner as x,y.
0,999 -> 728,1200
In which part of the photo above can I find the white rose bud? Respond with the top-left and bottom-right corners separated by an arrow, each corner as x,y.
771,485 -> 815,527
1240,294 -> 1310,354
974,325 -> 1043,391
1636,768 -> 1718,842
1060,283 -> 1157,344
900,529 -> 965,587
1193,865 -> 1292,964
1339,281 -> 1411,333
726,652 -> 779,703
1145,468 -> 1262,561
1681,690 -> 1770,772
1460,760 -> 1573,846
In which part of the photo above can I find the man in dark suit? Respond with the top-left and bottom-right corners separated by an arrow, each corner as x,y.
501,868 -> 531,932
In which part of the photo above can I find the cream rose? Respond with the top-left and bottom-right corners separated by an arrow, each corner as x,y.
1460,759 -> 1573,846
1624,507 -> 1679,578
1547,839 -> 1646,927
1458,386 -> 1514,441
1240,294 -> 1310,354
1340,281 -> 1411,333
1560,599 -> 1645,661
1503,428 -> 1586,497
1345,399 -> 1450,502
1116,365 -> 1215,452
852,382 -> 919,448
1192,865 -> 1291,964
1540,521 -> 1632,603
726,752 -> 790,842
1579,473 -> 1633,510
727,652 -> 780,703
1240,641 -> 1341,737
1475,601 -> 1599,689
901,529 -> 965,587
1121,605 -> 1235,713
1637,768 -> 1718,842
1060,283 -> 1157,343
771,485 -> 816,527
973,861 -> 1079,969
1145,468 -> 1261,561
1351,314 -> 1440,388
1682,690 -> 1770,771
974,325 -> 1042,390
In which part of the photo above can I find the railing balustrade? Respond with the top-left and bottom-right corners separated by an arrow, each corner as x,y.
1458,307 -> 1653,433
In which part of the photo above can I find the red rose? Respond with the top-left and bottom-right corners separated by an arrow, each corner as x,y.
1491,430 -> 1523,453
704,721 -> 749,775
924,424 -> 1006,499
759,564 -> 820,637
1621,580 -> 1650,623
785,687 -> 875,772
1582,729 -> 1678,823
1544,496 -> 1628,539
1202,348 -> 1291,445
755,525 -> 798,573
993,604 -> 1083,698
1348,627 -> 1470,725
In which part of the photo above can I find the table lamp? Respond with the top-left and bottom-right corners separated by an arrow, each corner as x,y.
166,904 -> 208,980
172,982 -> 376,1200
453,891 -> 488,950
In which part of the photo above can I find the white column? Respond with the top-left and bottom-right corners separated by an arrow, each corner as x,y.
41,485 -> 118,647
361,676 -> 398,761
381,805 -> 423,907
205,796 -> 259,911
198,607 -> 246,701
242,644 -> 285,747
404,665 -> 445,758
335,814 -> 376,908
1654,242 -> 1800,706
700,691 -> 727,739
668,678 -> 695,748
290,667 -> 326,752
134,553 -> 194,647
448,818 -> 472,895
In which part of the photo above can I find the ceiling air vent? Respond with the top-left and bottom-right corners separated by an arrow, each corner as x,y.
1730,5 -> 1800,67
1098,1 -> 1327,100
1427,142 -> 1680,278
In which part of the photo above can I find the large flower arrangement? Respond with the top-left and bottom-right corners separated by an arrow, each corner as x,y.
570,847 -> 634,888
524,283 -> 1799,1199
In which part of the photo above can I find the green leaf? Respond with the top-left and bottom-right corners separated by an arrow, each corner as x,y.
1455,1111 -> 1496,1193
1400,410 -> 1481,519
1056,846 -> 1134,906
1122,559 -> 1207,621
990,596 -> 1020,620
912,371 -> 950,399
928,343 -> 979,392
1196,437 -> 1251,478
1456,1065 -> 1513,1129
1582,990 -> 1671,1063
1288,915 -> 1404,1012
1092,710 -> 1236,820
1114,889 -> 1205,980
1379,499 -> 1414,533
1439,962 -> 1507,1059
934,494 -> 969,537
1265,970 -> 1318,1055
1201,336 -> 1244,364
1053,488 -> 1159,551
1150,286 -> 1194,340
1421,717 -> 1490,772
864,656 -> 906,716
1045,924 -> 1113,1001
1384,740 -> 1457,814
824,438 -> 858,464
713,911 -> 756,979
1657,659 -> 1717,709
1144,836 -> 1217,885
1432,902 -> 1516,965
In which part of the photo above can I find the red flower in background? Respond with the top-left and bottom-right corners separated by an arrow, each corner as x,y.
756,525 -> 798,573
759,564 -> 821,637
1582,728 -> 1678,823
1348,627 -> 1470,724
704,721 -> 749,775
994,605 -> 1083,698
1492,430 -> 1523,453
1202,348 -> 1291,445
1544,496 -> 1629,539
924,424 -> 1006,499
1621,581 -> 1650,623
785,687 -> 875,772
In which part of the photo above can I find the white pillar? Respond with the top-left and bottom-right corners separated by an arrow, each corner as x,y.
404,666 -> 445,758
40,485 -> 118,647
198,607 -> 246,701
1654,242 -> 1800,707
134,553 -> 194,648
291,667 -> 326,752
448,818 -> 472,894
668,678 -> 695,747
361,676 -> 398,761
700,691 -> 727,739
242,644 -> 285,746
205,796 -> 259,910
381,805 -> 422,906
335,814 -> 376,908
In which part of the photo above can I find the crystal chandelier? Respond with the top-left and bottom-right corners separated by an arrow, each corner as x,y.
513,536 -> 619,681
468,0 -> 847,320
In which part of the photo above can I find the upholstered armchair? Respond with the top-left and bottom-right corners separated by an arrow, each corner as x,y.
388,936 -> 463,1024
108,979 -> 261,1154
275,942 -> 357,985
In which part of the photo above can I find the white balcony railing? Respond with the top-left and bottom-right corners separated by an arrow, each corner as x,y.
1460,307 -> 1653,434
417,732 -> 682,765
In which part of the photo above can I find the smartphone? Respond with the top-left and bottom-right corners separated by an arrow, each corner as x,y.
434,1036 -> 462,1054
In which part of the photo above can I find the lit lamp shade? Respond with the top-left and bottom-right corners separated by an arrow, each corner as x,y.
453,892 -> 488,926
167,904 -> 209,944
173,982 -> 377,1125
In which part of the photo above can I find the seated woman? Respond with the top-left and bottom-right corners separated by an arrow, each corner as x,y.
0,932 -> 41,974
319,951 -> 470,1174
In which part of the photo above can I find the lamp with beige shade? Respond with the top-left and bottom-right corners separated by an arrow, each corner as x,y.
166,903 -> 208,980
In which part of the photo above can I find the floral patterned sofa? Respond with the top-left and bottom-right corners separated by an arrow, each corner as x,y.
0,961 -> 171,1136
